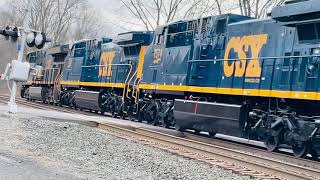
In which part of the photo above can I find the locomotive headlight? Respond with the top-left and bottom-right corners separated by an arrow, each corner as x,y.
35,33 -> 44,46
312,48 -> 320,55
26,32 -> 35,46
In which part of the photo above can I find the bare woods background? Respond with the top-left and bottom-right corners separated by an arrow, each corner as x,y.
0,0 -> 286,93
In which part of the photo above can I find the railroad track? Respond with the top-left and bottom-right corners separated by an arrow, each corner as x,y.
0,95 -> 93,115
98,123 -> 320,180
184,133 -> 320,171
1,94 -> 319,179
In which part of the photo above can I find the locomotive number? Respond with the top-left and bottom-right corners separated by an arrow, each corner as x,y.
99,52 -> 116,77
223,34 -> 268,80
153,48 -> 162,64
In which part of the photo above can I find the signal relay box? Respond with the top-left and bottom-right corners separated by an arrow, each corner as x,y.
9,60 -> 30,82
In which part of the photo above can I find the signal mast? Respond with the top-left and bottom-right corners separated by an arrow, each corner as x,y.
0,0 -> 50,113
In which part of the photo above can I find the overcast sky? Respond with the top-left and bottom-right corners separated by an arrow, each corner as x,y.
88,0 -> 145,35
0,0 -> 143,36
0,0 -> 247,38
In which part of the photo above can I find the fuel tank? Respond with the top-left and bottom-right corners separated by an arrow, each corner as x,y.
74,90 -> 101,111
29,87 -> 44,101
174,99 -> 247,137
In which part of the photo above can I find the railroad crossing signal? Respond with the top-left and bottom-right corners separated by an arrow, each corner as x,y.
0,0 -> 51,113
0,26 -> 19,42
0,26 -> 51,49
26,32 -> 49,49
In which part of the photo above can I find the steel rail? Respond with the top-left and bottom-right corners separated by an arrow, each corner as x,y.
183,133 -> 320,170
0,95 -> 77,114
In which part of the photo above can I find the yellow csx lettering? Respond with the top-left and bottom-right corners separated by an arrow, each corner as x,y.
99,51 -> 116,77
223,34 -> 268,78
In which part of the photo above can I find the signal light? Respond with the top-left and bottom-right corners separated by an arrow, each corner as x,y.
26,32 -> 49,49
35,32 -> 46,49
11,27 -> 19,42
0,26 -> 14,41
0,26 -> 19,42
4,26 -> 10,40
26,32 -> 36,47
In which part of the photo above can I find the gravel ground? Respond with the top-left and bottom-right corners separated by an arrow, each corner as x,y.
0,110 -> 253,180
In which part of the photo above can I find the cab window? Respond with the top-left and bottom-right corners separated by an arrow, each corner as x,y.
73,42 -> 86,57
166,22 -> 193,48
297,23 -> 320,43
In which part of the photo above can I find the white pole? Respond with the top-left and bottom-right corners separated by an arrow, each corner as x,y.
8,0 -> 32,114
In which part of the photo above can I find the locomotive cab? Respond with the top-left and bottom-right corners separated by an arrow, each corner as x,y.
173,1 -> 320,158
272,0 -> 320,93
113,31 -> 153,85
21,45 -> 69,103
62,39 -> 99,83
60,32 -> 154,116
271,0 -> 320,157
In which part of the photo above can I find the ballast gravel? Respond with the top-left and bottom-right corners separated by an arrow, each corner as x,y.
0,111 -> 252,180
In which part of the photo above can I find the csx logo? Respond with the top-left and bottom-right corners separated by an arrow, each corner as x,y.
224,34 -> 268,78
99,52 -> 115,77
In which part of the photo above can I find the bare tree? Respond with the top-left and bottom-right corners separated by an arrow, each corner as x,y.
120,0 -> 224,31
52,0 -> 86,42
1,0 -> 89,43
120,0 -> 287,30
70,5 -> 107,41
120,0 -> 179,31
238,0 -> 286,18
184,0 -> 225,18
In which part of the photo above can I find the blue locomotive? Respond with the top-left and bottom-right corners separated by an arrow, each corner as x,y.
23,0 -> 320,159
21,44 -> 69,102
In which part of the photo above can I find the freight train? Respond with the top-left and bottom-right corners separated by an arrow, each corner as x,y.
21,0 -> 320,159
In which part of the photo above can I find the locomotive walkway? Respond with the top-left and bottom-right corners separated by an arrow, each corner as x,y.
0,94 -> 319,180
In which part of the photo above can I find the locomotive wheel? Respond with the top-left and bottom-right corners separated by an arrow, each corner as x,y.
209,132 -> 216,138
145,111 -> 155,124
111,110 -> 117,118
175,124 -> 185,132
292,141 -> 308,158
310,149 -> 319,160
128,113 -> 134,121
194,130 -> 201,135
161,121 -> 170,128
137,113 -> 143,122
127,109 -> 134,121
151,115 -> 160,126
150,119 -> 157,126
120,113 -> 126,120
265,136 -> 279,152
